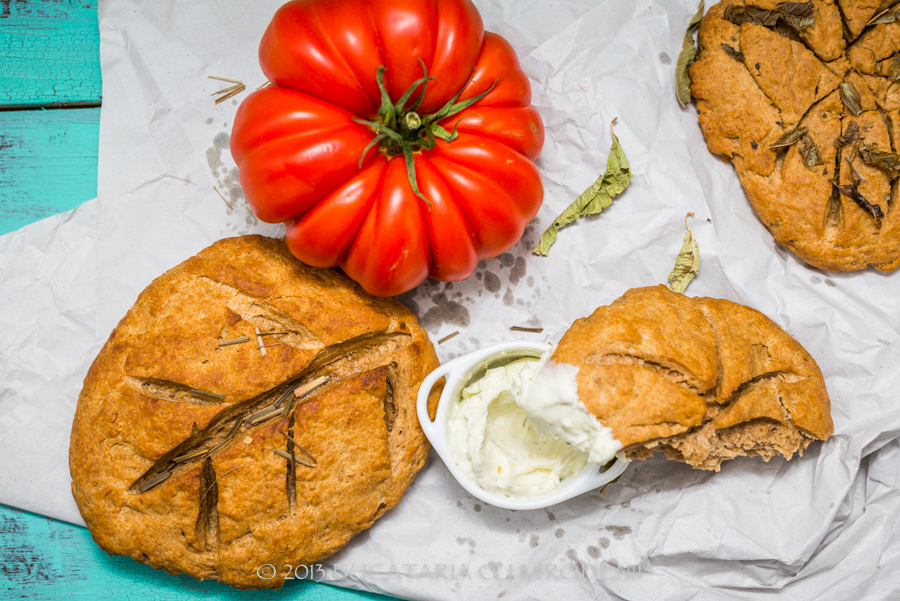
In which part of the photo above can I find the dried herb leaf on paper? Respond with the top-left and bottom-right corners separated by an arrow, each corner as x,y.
676,0 -> 705,107
666,213 -> 700,294
533,121 -> 632,256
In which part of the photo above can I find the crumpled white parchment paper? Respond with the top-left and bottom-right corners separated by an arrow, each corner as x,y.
1,0 -> 899,599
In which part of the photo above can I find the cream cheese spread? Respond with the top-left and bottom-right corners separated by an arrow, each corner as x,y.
446,354 -> 622,498
512,357 -> 622,465
447,358 -> 586,497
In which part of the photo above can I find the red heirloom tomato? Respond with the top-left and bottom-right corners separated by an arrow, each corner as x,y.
231,0 -> 545,296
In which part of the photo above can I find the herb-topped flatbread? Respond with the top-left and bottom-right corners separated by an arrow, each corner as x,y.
69,235 -> 439,589
690,0 -> 900,271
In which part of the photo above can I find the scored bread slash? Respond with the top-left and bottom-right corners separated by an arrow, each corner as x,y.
188,387 -> 225,400
137,470 -> 172,493
172,448 -> 208,463
199,466 -> 243,503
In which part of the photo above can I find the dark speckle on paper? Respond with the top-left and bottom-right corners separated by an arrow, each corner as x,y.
546,511 -> 556,521
598,537 -> 610,549
484,561 -> 502,577
554,528 -> 565,539
206,132 -> 246,216
419,293 -> 471,331
604,526 -> 632,540
659,51 -> 672,65
565,549 -> 585,575
473,504 -> 482,513
509,257 -> 527,285
825,279 -> 836,288
529,534 -> 539,548
484,271 -> 501,293
587,545 -> 601,559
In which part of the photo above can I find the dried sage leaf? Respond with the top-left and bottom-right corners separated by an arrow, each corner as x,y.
533,121 -> 632,256
835,121 -> 860,148
721,43 -> 745,62
868,6 -> 900,26
666,213 -> 700,294
888,55 -> 900,82
725,5 -> 780,27
800,135 -> 824,170
725,2 -> 814,31
833,181 -> 885,225
676,0 -> 705,107
776,2 -> 815,31
769,125 -> 809,149
839,82 -> 863,117
859,144 -> 900,180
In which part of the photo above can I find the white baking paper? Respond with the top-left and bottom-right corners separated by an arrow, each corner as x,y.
1,0 -> 899,598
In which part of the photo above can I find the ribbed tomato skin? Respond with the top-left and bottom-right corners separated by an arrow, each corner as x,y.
231,0 -> 544,296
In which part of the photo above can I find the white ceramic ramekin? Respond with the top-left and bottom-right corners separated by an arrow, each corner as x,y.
416,340 -> 629,510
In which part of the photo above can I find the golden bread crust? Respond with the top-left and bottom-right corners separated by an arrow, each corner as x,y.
690,0 -> 900,271
552,286 -> 833,470
69,235 -> 439,589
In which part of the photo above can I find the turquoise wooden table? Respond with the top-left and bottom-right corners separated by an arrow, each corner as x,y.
0,3 -> 394,600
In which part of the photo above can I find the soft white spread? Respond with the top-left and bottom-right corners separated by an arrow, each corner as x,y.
447,359 -> 586,497
446,354 -> 622,498
512,357 -> 622,465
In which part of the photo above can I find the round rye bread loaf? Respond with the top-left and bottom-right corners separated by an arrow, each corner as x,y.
69,235 -> 440,589
690,0 -> 900,271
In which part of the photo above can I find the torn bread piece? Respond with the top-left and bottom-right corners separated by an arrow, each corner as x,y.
550,286 -> 833,471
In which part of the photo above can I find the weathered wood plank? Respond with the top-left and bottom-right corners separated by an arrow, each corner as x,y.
0,107 -> 99,236
0,0 -> 102,108
0,503 -> 393,600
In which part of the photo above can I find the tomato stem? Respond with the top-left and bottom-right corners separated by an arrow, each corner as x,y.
353,62 -> 497,207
